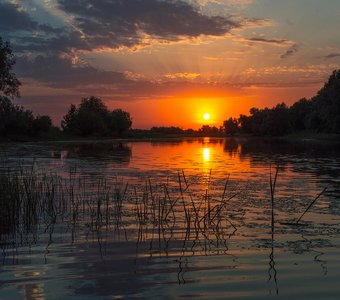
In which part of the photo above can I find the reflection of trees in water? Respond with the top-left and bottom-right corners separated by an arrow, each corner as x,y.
150,137 -> 224,148
64,142 -> 132,163
150,139 -> 184,147
228,138 -> 340,159
223,138 -> 340,179
223,138 -> 241,157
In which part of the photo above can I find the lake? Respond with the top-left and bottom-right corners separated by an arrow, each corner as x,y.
0,137 -> 340,299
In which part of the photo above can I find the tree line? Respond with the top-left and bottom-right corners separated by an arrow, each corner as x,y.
223,70 -> 340,136
1,35 -> 339,139
0,37 -> 132,139
0,36 -> 55,138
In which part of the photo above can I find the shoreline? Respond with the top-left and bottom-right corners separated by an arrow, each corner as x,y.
1,132 -> 339,145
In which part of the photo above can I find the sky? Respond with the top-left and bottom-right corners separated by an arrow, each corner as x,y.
1,0 -> 340,129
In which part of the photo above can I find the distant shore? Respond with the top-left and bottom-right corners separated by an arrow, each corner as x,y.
1,131 -> 339,144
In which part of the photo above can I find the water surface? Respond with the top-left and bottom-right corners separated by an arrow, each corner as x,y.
0,138 -> 340,299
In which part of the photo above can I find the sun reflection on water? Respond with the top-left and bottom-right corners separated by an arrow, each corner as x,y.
203,147 -> 210,162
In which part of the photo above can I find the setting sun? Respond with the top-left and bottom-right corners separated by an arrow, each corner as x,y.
203,113 -> 211,120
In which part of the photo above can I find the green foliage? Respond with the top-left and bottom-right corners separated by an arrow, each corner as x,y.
289,98 -> 311,131
0,96 -> 33,136
62,96 -> 132,136
307,70 -> 340,133
0,37 -> 52,138
150,126 -> 184,135
33,115 -> 52,133
226,104 -> 291,136
263,103 -> 291,136
0,37 -> 21,98
223,117 -> 238,135
198,125 -> 221,136
223,70 -> 340,136
0,97 -> 53,137
62,96 -> 109,136
109,109 -> 132,136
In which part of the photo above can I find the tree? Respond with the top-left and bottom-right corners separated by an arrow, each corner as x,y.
0,97 -> 34,136
61,104 -> 77,132
198,125 -> 221,136
289,98 -> 311,131
223,117 -> 239,135
0,40 -> 33,137
227,70 -> 340,136
0,37 -> 53,138
109,109 -> 132,136
0,36 -> 21,98
238,114 -> 252,134
307,69 -> 340,133
62,97 -> 132,136
62,96 -> 110,136
150,126 -> 183,135
33,115 -> 52,133
262,103 -> 291,136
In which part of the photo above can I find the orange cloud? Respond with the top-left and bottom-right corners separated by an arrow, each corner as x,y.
164,72 -> 201,79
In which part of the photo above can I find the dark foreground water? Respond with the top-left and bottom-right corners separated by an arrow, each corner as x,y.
0,137 -> 340,299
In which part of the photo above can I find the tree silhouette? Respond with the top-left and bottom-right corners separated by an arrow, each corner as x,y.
289,98 -> 311,131
0,36 -> 21,98
223,117 -> 239,135
62,96 -> 132,136
62,96 -> 110,135
0,36 -> 53,138
109,109 -> 132,136
309,70 -> 340,133
222,70 -> 340,136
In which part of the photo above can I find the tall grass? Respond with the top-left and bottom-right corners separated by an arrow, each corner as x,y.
0,164 -> 326,264
0,166 -> 240,258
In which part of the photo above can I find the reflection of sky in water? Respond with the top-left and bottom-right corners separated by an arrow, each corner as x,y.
0,138 -> 340,299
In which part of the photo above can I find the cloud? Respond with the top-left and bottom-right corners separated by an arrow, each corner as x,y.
56,0 -> 241,51
164,72 -> 201,79
0,2 -> 62,33
0,2 -> 37,31
323,53 -> 340,59
241,65 -> 335,89
246,37 -> 290,45
1,0 -> 246,57
1,0 -> 249,94
280,44 -> 299,59
15,54 -> 132,88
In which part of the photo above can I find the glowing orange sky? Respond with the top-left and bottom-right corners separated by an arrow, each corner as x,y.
3,0 -> 340,128
102,83 -> 321,129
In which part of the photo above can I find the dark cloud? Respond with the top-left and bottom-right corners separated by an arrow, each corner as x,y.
247,37 -> 290,45
57,0 -> 240,50
2,0 -> 244,92
11,31 -> 89,54
280,44 -> 298,59
0,2 -> 37,31
0,2 -> 62,34
323,53 -> 340,59
14,52 -> 235,100
2,0 -> 242,58
0,1 -> 66,54
15,54 -> 134,88
14,53 -> 202,99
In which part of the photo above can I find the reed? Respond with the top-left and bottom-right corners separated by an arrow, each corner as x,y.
296,187 -> 327,224
1,163 -> 326,262
269,164 -> 279,232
